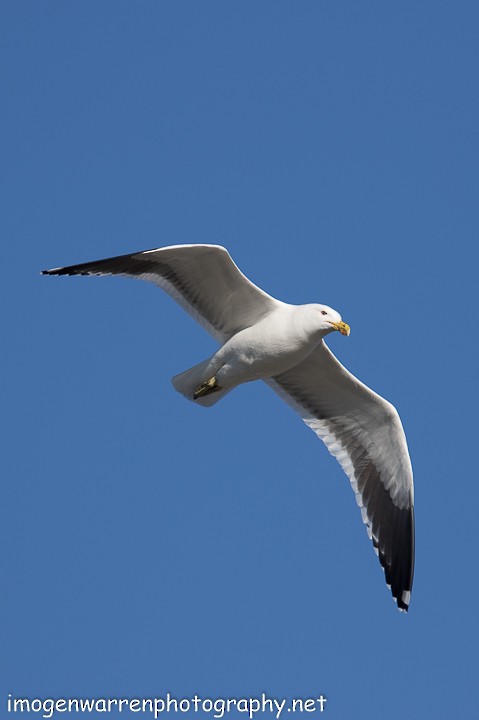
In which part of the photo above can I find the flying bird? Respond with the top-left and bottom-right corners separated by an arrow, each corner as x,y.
43,244 -> 414,611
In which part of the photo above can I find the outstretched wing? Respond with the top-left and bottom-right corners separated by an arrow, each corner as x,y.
266,342 -> 414,611
42,244 -> 282,342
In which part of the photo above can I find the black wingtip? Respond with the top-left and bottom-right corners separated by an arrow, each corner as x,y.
41,266 -> 77,276
41,267 -> 64,275
393,586 -> 412,613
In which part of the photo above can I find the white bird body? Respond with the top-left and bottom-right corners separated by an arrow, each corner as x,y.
43,244 -> 414,612
175,303 -> 343,401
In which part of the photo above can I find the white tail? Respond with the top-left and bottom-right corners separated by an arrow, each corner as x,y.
171,358 -> 232,407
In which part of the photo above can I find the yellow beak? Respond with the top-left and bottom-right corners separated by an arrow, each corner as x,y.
329,321 -> 350,336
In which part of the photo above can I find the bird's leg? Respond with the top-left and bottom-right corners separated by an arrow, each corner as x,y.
194,376 -> 222,399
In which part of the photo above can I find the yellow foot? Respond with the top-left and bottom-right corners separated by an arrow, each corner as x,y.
194,376 -> 222,399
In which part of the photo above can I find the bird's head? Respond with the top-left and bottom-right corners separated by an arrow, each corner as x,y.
307,304 -> 351,337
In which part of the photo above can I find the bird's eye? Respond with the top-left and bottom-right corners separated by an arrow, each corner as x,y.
321,310 -> 327,315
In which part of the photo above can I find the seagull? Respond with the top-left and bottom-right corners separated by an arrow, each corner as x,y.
43,244 -> 414,611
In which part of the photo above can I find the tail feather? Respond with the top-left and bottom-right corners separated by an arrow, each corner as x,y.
171,358 -> 231,407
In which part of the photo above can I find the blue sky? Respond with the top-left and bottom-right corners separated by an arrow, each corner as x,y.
1,1 -> 478,718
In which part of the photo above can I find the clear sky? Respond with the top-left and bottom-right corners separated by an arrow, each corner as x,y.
1,2 -> 478,718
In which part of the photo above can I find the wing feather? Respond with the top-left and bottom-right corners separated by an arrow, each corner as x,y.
42,244 -> 281,342
266,341 -> 414,611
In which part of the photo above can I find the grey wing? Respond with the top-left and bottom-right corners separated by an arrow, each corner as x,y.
265,341 -> 414,611
42,244 -> 282,342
